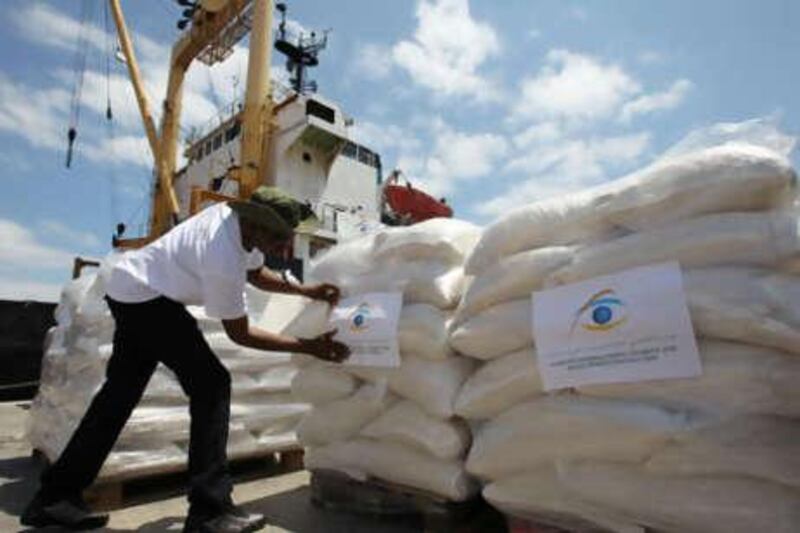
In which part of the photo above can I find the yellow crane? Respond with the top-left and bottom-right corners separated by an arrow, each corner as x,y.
108,0 -> 275,248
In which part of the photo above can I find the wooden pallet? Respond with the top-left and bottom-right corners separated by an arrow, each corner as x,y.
505,513 -> 651,533
34,447 -> 304,510
309,469 -> 506,532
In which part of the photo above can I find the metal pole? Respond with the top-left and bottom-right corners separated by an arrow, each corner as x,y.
239,0 -> 274,196
107,0 -> 160,160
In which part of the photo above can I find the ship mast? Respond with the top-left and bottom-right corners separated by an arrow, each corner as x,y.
108,0 -> 275,246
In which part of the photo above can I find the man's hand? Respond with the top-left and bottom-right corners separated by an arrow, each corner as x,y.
303,283 -> 341,306
302,330 -> 350,362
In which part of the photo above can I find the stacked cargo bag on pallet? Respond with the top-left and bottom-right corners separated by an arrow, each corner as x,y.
452,119 -> 800,532
27,254 -> 310,482
290,219 -> 482,501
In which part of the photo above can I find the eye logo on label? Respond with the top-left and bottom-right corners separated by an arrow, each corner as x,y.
349,303 -> 371,332
570,288 -> 627,335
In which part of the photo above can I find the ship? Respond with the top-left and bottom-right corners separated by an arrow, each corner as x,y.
3,0 -> 452,400
109,0 -> 452,280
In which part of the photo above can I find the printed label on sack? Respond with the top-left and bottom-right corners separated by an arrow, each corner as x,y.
532,262 -> 702,391
329,291 -> 402,367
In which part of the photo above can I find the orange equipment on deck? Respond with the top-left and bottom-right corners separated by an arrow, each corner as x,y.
382,171 -> 452,224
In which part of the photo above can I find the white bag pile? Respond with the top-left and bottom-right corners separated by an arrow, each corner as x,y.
291,219 -> 482,501
27,256 -> 309,481
452,119 -> 800,532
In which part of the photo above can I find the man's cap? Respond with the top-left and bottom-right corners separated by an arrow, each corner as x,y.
228,186 -> 316,240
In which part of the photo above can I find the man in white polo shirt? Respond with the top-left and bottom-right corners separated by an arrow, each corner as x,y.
23,187 -> 349,533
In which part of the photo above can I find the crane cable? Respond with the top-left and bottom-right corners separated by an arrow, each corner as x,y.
66,0 -> 93,168
103,0 -> 121,234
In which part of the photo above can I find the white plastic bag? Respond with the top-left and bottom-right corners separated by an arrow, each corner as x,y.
291,364 -> 358,404
348,354 -> 475,419
580,340 -> 800,417
466,141 -> 796,275
547,211 -> 800,285
305,438 -> 479,501
684,267 -> 800,355
449,299 -> 532,360
466,396 -> 710,480
296,384 -> 394,446
398,304 -> 451,360
560,461 -> 800,533
484,466 -> 644,533
645,415 -> 800,488
372,218 -> 481,266
360,400 -> 471,461
455,246 -> 574,326
455,348 -> 541,420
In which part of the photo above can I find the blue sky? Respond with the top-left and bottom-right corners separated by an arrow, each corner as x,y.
1,0 -> 798,301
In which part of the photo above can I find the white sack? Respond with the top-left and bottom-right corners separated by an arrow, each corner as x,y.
360,400 -> 471,461
645,415 -> 800,489
684,267 -> 800,355
548,211 -> 800,285
305,438 -> 479,501
485,467 -> 644,533
449,299 -> 532,360
348,354 -> 474,419
466,143 -> 796,275
398,304 -> 451,360
560,461 -> 800,533
455,348 -> 541,420
296,384 -> 394,446
372,218 -> 481,266
455,246 -> 574,326
291,364 -> 358,404
466,396 -> 709,480
580,340 -> 800,417
309,231 -> 467,309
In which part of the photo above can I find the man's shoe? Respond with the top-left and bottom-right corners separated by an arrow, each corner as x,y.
21,494 -> 109,530
183,506 -> 266,533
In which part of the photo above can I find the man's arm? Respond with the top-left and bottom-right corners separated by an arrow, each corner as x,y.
247,267 -> 340,305
222,315 -> 349,362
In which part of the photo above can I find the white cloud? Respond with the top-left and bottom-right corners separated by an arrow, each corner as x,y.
83,135 -> 153,168
512,49 -> 641,124
527,29 -> 543,40
39,221 -> 101,249
391,0 -> 501,101
353,44 -> 394,81
14,2 -> 166,66
513,122 -> 563,149
0,219 -> 75,269
479,132 -> 650,217
620,79 -> 693,122
0,74 -> 70,151
404,121 -> 509,198
638,51 -> 665,65
350,120 -> 422,154
0,277 -> 63,302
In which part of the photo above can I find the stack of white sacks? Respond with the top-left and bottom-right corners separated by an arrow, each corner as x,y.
450,121 -> 800,532
28,256 -> 309,481
289,219 -> 483,501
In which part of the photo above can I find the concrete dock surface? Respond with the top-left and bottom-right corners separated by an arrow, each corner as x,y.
0,401 -> 425,532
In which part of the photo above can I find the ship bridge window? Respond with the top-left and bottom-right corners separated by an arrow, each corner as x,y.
205,140 -> 212,156
225,122 -> 241,142
357,146 -> 378,168
342,142 -> 357,158
306,99 -> 335,124
340,142 -> 380,169
213,134 -> 223,150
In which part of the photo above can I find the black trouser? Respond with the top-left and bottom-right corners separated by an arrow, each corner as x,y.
38,296 -> 233,516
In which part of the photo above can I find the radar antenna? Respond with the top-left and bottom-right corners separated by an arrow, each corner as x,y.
274,2 -> 329,93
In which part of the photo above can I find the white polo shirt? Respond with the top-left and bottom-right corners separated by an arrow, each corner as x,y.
106,203 -> 265,319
